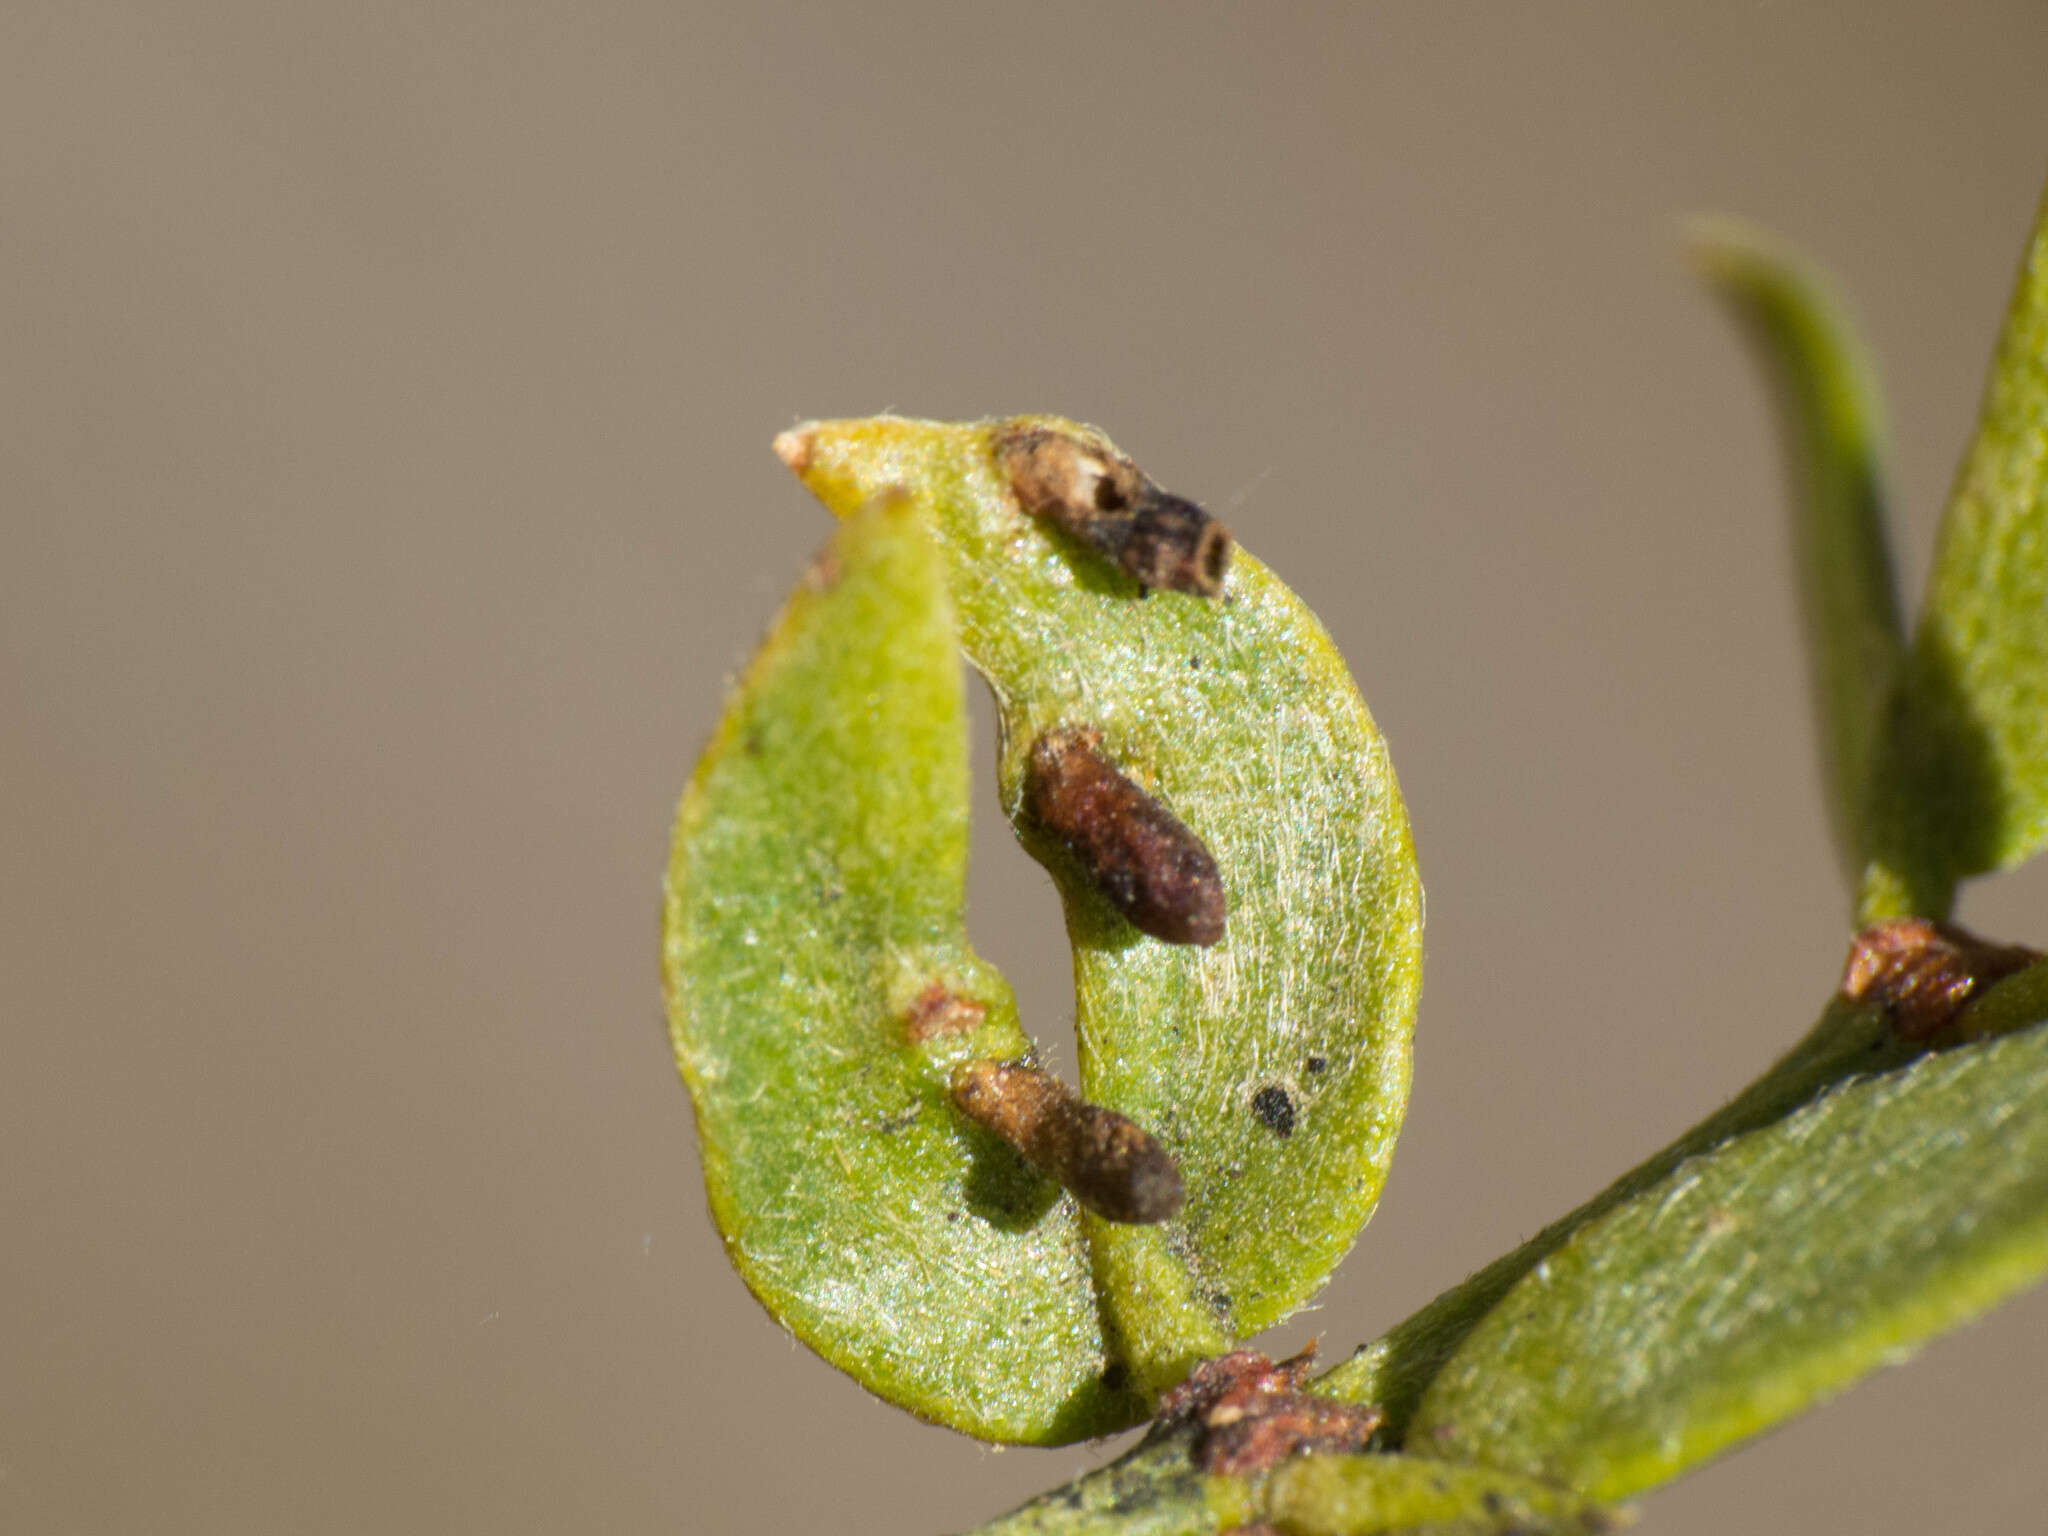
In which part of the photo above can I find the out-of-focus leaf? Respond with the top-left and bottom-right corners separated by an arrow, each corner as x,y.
662,498 -> 1140,1444
1690,220 -> 1912,913
1406,981 -> 2048,1501
780,417 -> 1424,1384
1901,176 -> 2048,887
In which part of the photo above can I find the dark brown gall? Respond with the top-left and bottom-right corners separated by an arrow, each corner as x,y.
996,424 -> 1231,597
1026,726 -> 1227,946
950,1059 -> 1184,1224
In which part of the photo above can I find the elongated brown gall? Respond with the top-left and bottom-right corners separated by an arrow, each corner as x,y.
996,424 -> 1231,596
1026,726 -> 1226,946
1838,916 -> 2040,1041
950,1059 -> 1184,1224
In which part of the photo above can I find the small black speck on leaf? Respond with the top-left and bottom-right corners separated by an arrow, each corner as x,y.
1250,1085 -> 1296,1138
1303,1054 -> 1327,1075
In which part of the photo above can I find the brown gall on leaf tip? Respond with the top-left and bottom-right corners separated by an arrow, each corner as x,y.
1158,1345 -> 1382,1477
901,982 -> 986,1043
995,424 -> 1231,597
1838,916 -> 2041,1042
950,1058 -> 1184,1224
1026,726 -> 1227,946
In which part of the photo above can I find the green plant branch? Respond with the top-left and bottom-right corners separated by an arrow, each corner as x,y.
1406,982 -> 2048,1499
967,1418 -> 1616,1536
962,960 -> 2048,1535
670,173 -> 2048,1536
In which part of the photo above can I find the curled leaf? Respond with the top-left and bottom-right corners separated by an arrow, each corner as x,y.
662,498 -> 1138,1443
779,416 -> 1424,1369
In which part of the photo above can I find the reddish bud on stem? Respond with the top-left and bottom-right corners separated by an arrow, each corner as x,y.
1839,916 -> 2040,1041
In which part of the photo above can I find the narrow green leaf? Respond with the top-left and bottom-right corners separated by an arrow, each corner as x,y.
1407,987 -> 2048,1502
1224,1454 -> 1619,1536
1689,220 -> 1910,909
1903,174 -> 2048,886
962,1431 -> 1616,1536
961,1429 -> 1212,1536
662,498 -> 1139,1443
1316,992 -> 1917,1433
779,417 -> 1424,1370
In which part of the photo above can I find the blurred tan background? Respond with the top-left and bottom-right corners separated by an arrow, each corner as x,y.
5,5 -> 2047,1533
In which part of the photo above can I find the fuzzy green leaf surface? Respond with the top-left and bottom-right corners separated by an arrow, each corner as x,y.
961,1427 -> 1211,1536
1317,992 -> 1917,1435
1897,176 -> 2048,889
1691,221 -> 1908,908
781,416 -> 1424,1376
662,499 -> 1139,1444
964,1429 -> 1615,1536
1407,986 -> 2048,1501
1226,1454 -> 1619,1536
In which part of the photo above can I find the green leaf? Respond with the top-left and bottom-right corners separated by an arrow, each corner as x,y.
1222,1454 -> 1619,1536
662,497 -> 1139,1444
962,1430 -> 1616,1536
1405,977 -> 2048,1502
779,416 -> 1424,1387
1689,220 -> 1909,911
1316,990 -> 1912,1435
1899,175 -> 2048,888
959,1428 -> 1211,1536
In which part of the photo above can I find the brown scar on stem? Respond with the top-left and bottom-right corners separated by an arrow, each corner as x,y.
1157,1345 -> 1382,1477
950,1059 -> 1184,1224
1026,726 -> 1227,946
902,982 -> 986,1042
1838,916 -> 2041,1042
995,423 -> 1232,597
